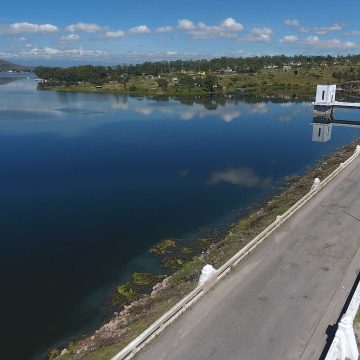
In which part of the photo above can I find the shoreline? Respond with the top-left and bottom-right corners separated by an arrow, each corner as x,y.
38,83 -> 316,98
50,137 -> 360,360
36,85 -> 315,106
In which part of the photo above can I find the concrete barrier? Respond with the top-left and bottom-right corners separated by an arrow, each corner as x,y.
111,146 -> 360,360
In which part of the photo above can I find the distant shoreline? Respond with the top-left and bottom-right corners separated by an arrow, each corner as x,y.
38,81 -> 316,97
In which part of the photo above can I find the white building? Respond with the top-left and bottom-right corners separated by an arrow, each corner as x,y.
315,84 -> 336,105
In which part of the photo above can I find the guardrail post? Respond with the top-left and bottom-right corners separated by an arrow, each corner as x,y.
311,178 -> 321,191
355,145 -> 360,154
198,264 -> 217,288
334,314 -> 359,360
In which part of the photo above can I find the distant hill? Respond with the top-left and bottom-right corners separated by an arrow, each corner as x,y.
0,59 -> 33,72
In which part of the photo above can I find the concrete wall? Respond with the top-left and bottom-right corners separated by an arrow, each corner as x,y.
315,84 -> 337,104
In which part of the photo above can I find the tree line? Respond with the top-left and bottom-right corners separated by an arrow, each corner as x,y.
35,54 -> 360,85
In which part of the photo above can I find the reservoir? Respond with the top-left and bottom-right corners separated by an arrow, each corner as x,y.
1,75 -> 360,359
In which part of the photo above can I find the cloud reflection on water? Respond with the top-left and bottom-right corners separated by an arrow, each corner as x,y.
0,77 -> 312,137
208,167 -> 272,188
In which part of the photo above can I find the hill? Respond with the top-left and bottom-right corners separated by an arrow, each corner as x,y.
0,59 -> 33,72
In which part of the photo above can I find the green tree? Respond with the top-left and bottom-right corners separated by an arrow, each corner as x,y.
179,75 -> 195,89
156,78 -> 168,91
203,74 -> 217,92
120,75 -> 130,89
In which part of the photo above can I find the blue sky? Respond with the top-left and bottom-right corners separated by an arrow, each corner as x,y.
1,0 -> 360,66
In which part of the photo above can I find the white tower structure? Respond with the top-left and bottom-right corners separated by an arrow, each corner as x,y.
315,85 -> 336,105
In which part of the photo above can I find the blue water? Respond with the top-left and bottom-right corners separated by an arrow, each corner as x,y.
1,76 -> 360,359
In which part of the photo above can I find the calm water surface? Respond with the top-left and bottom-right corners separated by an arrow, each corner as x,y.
1,76 -> 360,359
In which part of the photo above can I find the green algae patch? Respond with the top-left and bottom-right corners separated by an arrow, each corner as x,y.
114,283 -> 138,304
149,239 -> 176,255
131,273 -> 166,287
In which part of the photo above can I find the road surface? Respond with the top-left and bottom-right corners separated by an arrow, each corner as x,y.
137,155 -> 360,360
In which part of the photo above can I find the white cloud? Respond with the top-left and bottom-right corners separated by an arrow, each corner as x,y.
128,25 -> 151,34
344,30 -> 360,36
117,50 -> 199,63
25,43 -> 33,48
0,46 -> 107,59
324,39 -> 356,48
104,30 -> 125,38
177,19 -> 196,30
155,26 -> 173,33
306,35 -> 320,44
66,22 -> 104,33
300,27 -> 309,33
299,23 -> 344,35
17,37 -> 26,42
303,36 -> 357,49
0,22 -> 58,34
243,27 -> 273,42
221,17 -> 244,32
251,27 -> 273,35
281,35 -> 298,43
61,34 -> 80,41
284,19 -> 300,27
177,18 -> 274,42
208,167 -> 272,188
314,23 -> 343,35
178,17 -> 244,39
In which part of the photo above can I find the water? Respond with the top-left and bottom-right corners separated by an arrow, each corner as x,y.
1,76 -> 360,359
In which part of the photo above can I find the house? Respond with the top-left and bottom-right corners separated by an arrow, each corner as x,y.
223,67 -> 233,73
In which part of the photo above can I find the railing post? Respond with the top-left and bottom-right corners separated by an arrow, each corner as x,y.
198,264 -> 217,288
335,314 -> 359,360
311,177 -> 321,191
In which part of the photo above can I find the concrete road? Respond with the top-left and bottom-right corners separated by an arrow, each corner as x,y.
136,155 -> 360,360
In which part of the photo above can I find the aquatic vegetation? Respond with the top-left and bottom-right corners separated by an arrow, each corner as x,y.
149,239 -> 176,255
115,283 -> 138,304
160,257 -> 184,270
131,273 -> 166,287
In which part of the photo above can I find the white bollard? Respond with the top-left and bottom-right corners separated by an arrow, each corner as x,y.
331,314 -> 359,360
355,145 -> 360,154
311,178 -> 321,191
339,314 -> 358,360
198,264 -> 217,288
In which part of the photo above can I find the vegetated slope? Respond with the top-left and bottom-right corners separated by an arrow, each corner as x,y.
0,59 -> 33,71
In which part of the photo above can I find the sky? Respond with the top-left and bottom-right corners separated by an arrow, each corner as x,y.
1,0 -> 360,66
